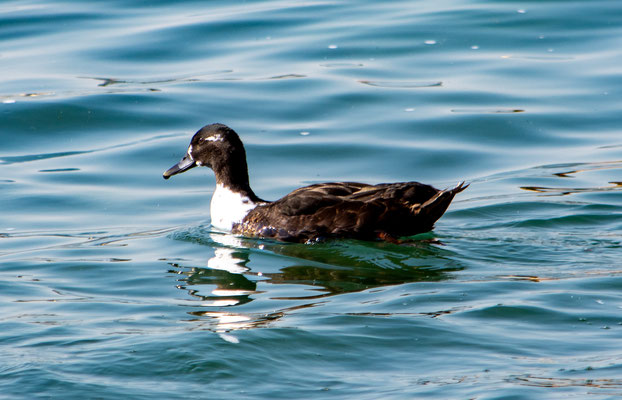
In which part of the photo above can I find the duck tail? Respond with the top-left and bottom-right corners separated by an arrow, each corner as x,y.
416,181 -> 469,223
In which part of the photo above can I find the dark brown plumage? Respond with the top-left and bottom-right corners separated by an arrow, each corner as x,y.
164,123 -> 468,243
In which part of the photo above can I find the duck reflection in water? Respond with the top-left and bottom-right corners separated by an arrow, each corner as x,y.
169,232 -> 463,333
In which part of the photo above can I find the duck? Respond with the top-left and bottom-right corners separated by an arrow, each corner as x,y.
163,123 -> 468,243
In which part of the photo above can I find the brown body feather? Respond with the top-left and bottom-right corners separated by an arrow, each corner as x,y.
233,181 -> 468,242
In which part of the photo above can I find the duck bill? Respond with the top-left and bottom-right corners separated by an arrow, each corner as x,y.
163,155 -> 196,179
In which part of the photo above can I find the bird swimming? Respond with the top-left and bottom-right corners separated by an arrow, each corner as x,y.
163,123 -> 468,243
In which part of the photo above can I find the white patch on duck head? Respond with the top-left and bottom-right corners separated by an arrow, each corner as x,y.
210,184 -> 257,231
188,144 -> 205,166
202,134 -> 223,142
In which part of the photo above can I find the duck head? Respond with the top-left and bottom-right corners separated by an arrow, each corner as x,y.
163,123 -> 253,192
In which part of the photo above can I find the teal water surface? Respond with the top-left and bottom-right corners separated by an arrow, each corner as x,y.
2,0 -> 622,398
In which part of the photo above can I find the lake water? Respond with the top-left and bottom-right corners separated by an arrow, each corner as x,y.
2,0 -> 622,398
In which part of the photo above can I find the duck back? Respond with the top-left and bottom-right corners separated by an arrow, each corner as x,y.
233,181 -> 467,242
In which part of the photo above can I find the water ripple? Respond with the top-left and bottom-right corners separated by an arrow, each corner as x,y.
358,80 -> 443,88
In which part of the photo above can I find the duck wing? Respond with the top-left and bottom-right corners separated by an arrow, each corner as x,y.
275,182 -> 370,216
236,181 -> 468,242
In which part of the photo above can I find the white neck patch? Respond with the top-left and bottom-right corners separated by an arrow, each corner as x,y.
210,184 -> 257,231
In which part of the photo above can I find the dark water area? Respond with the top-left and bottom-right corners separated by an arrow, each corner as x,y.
2,1 -> 622,398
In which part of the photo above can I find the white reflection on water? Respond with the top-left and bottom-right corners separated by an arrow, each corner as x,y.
207,247 -> 249,274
